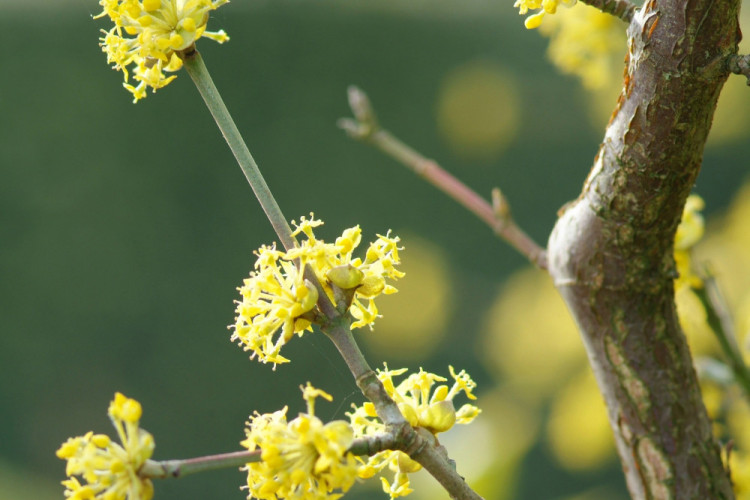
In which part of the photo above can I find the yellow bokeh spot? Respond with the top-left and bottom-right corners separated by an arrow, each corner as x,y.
708,74 -> 750,146
435,60 -> 520,162
728,397 -> 750,452
694,182 -> 750,314
708,7 -> 750,146
676,286 -> 718,357
730,451 -> 750,499
546,368 -> 615,470
737,293 -> 750,358
364,235 -> 452,361
479,266 -> 586,399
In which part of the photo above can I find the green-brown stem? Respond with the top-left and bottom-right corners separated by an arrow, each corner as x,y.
694,276 -> 750,400
322,320 -> 483,500
139,450 -> 259,479
181,47 -> 296,251
181,46 -> 482,500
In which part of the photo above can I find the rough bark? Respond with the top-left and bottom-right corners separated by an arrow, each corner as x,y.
547,0 -> 742,498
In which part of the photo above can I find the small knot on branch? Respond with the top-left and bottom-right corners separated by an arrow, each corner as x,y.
491,187 -> 511,230
727,54 -> 750,85
338,85 -> 379,140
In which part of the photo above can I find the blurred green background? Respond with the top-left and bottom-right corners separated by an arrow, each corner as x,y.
2,1 -> 750,499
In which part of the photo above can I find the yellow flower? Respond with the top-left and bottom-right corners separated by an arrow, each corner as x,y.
231,243 -> 319,366
676,195 -> 706,251
286,215 -> 404,330
56,393 -> 155,500
230,215 -> 404,366
96,0 -> 230,102
241,383 -> 359,500
514,0 -> 576,29
539,4 -> 625,90
347,365 -> 480,498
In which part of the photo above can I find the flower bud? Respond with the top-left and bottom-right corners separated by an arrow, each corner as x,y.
297,280 -> 319,314
357,275 -> 385,297
420,400 -> 456,433
327,264 -> 364,290
398,403 -> 420,428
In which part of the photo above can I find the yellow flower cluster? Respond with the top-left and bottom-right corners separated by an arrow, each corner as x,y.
95,0 -> 230,102
241,384 -> 360,500
56,393 -> 155,500
540,4 -> 626,90
514,0 -> 577,29
231,215 -> 404,366
348,366 -> 480,498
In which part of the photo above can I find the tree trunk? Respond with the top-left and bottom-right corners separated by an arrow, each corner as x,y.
547,0 -> 742,497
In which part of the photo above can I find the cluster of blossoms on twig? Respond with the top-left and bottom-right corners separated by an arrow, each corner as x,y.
96,0 -> 230,102
56,393 -> 155,500
56,368 -> 480,500
231,215 -> 404,366
241,383 -> 360,500
72,3 -> 485,498
514,0 -> 577,29
348,365 -> 481,498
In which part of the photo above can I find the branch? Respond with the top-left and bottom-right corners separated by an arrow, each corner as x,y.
139,450 -> 259,479
727,54 -> 750,85
546,0 -> 740,496
181,48 -> 297,252
579,0 -> 637,23
323,321 -> 483,500
339,86 -> 547,270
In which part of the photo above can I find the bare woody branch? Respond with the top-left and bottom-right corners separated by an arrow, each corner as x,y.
546,0 -> 741,495
339,86 -> 547,270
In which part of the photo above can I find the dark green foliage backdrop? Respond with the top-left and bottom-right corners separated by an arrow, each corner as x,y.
1,1 -> 746,499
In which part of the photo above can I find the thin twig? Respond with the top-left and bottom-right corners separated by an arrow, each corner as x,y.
140,450 -> 260,479
339,86 -> 547,270
181,50 -> 483,499
693,271 -> 750,401
579,0 -> 637,23
727,54 -> 750,85
181,47 -> 297,252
